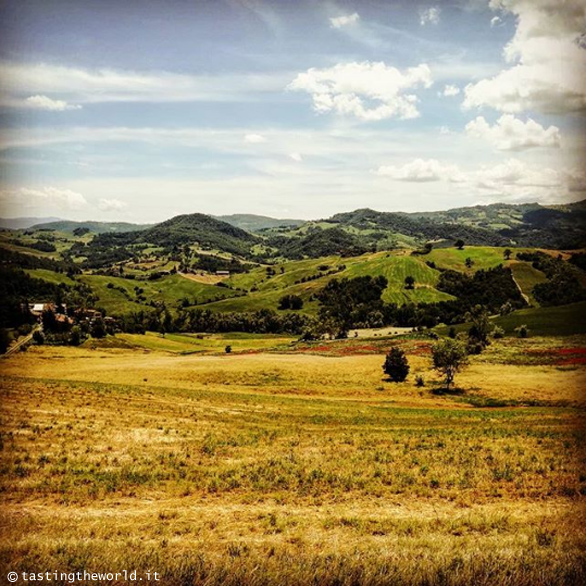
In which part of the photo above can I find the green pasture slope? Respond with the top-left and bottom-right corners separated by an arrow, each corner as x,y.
78,274 -> 239,315
493,301 -> 586,336
86,331 -> 296,354
24,269 -> 77,286
436,301 -> 586,337
509,261 -> 548,305
204,252 -> 454,314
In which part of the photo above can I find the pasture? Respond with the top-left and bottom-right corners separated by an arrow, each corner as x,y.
0,332 -> 585,585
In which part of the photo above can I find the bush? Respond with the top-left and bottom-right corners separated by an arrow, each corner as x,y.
415,375 -> 425,387
382,347 -> 410,382
515,324 -> 529,338
32,330 -> 45,345
225,345 -> 232,353
492,326 -> 505,339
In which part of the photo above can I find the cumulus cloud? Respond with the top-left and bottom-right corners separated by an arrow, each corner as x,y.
289,152 -> 303,162
376,156 -> 584,202
490,16 -> 501,27
288,61 -> 432,121
330,13 -> 360,29
375,159 -> 463,182
419,7 -> 440,26
441,84 -> 460,97
244,133 -> 267,143
465,114 -> 561,150
25,95 -> 81,111
464,0 -> 586,114
0,186 -> 87,212
98,198 -> 127,212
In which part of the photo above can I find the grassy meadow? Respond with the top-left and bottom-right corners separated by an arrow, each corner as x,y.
1,332 -> 585,585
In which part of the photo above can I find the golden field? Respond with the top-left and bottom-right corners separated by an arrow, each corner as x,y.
0,334 -> 585,585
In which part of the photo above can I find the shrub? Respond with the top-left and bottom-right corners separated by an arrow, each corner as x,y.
492,326 -> 505,339
515,324 -> 529,338
382,347 -> 410,382
415,375 -> 425,387
32,330 -> 45,345
225,345 -> 232,353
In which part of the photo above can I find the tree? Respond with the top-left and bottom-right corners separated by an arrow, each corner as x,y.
69,326 -> 82,346
404,275 -> 415,290
465,257 -> 474,269
90,318 -> 107,339
504,248 -> 512,261
455,239 -> 465,250
382,347 -> 410,382
0,328 -> 12,353
431,338 -> 468,391
278,294 -> 303,310
466,305 -> 493,353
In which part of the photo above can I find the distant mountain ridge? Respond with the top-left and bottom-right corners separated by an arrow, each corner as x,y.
215,214 -> 304,232
29,220 -> 153,233
0,217 -> 62,230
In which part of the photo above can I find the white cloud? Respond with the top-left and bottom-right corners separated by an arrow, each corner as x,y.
289,152 -> 303,162
375,156 -> 584,202
441,84 -> 460,97
25,95 -> 81,111
490,16 -> 501,27
464,0 -> 586,114
98,198 -> 127,212
0,186 -> 87,213
330,13 -> 360,29
420,7 -> 440,26
375,159 -> 464,182
244,133 -> 267,144
0,61 -> 288,105
288,61 -> 432,121
465,114 -> 561,150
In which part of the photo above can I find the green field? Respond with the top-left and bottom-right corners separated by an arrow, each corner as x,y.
86,331 -> 297,354
79,274 -> 238,315
25,269 -> 77,286
510,261 -> 549,305
493,301 -> 586,336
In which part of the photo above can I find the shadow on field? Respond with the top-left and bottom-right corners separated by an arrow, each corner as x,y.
431,386 -> 465,396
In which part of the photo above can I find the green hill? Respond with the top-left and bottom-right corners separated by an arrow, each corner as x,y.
140,213 -> 260,256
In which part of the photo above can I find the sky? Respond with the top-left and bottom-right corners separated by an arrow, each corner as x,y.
0,0 -> 585,222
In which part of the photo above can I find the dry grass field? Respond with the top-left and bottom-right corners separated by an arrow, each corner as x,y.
1,334 -> 585,585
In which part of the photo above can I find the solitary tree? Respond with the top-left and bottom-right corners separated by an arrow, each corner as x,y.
431,338 -> 468,391
465,257 -> 474,269
455,239 -> 465,250
404,275 -> 415,290
383,347 -> 410,382
504,248 -> 512,260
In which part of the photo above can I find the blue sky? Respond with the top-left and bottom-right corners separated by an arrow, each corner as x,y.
0,0 -> 584,222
